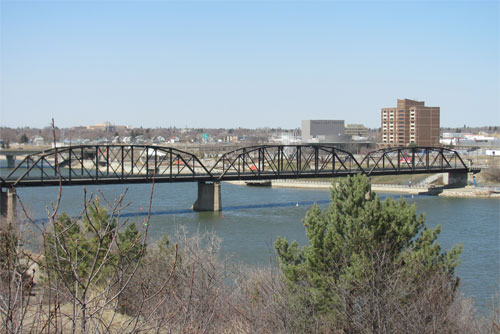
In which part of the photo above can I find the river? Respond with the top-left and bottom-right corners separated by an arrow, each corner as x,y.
10,181 -> 500,313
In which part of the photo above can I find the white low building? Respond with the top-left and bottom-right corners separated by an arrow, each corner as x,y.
485,149 -> 499,156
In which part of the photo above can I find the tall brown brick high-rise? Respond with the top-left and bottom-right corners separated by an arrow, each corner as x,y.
381,99 -> 440,146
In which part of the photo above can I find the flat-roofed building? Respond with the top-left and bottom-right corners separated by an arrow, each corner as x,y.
345,124 -> 368,137
302,120 -> 349,143
381,99 -> 440,146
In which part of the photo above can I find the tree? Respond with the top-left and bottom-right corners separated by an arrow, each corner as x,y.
82,198 -> 116,276
117,222 -> 144,267
39,195 -> 149,333
44,213 -> 86,284
274,174 -> 462,331
0,220 -> 36,334
19,134 -> 28,144
43,197 -> 144,290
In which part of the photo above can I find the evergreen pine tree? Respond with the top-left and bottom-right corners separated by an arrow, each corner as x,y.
43,197 -> 145,290
117,222 -> 144,266
275,174 -> 462,320
43,213 -> 92,288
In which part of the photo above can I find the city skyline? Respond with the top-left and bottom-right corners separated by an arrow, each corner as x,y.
1,1 -> 498,129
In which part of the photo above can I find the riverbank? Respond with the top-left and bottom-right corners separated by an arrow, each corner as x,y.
438,186 -> 500,198
225,180 -> 500,198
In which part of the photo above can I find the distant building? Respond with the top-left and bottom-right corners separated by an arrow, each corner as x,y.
168,136 -> 179,144
86,122 -> 129,132
301,120 -> 349,143
87,122 -> 115,132
441,132 -> 463,139
31,136 -> 45,146
275,132 -> 301,145
485,149 -> 500,156
440,133 -> 500,148
225,135 -> 239,143
345,124 -> 368,137
155,136 -> 166,143
381,99 -> 440,146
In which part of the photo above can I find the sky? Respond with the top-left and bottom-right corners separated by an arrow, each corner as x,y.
0,0 -> 498,129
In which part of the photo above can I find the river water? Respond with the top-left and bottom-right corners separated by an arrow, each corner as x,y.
10,181 -> 500,312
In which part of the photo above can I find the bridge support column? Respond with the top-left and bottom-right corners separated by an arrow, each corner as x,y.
1,189 -> 17,223
6,155 -> 15,168
192,182 -> 221,211
443,171 -> 468,188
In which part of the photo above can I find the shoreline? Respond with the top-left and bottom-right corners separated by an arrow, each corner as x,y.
225,180 -> 500,199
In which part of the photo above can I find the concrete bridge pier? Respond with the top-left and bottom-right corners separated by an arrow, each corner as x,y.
192,182 -> 221,211
443,171 -> 468,188
0,189 -> 17,223
6,155 -> 16,168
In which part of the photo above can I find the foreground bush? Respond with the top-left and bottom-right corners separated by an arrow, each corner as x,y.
119,228 -> 240,333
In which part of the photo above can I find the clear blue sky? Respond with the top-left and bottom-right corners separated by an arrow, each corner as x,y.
1,0 -> 498,129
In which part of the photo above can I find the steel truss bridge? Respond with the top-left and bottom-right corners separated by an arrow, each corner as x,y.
1,144 -> 470,189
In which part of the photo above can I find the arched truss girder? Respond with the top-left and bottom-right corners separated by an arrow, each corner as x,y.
210,144 -> 364,180
5,145 -> 213,187
1,145 -> 471,188
359,147 -> 468,176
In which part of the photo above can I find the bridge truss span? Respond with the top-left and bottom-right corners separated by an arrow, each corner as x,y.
0,144 -> 471,188
210,144 -> 363,181
3,145 -> 213,187
359,147 -> 468,176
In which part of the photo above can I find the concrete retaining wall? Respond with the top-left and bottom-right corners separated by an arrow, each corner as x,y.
225,179 -> 500,198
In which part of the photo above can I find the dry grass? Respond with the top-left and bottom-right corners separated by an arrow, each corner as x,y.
478,167 -> 500,185
3,225 -> 500,334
